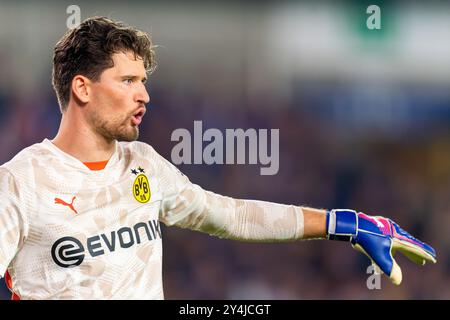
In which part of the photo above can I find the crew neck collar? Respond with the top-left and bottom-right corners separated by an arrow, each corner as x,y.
42,138 -> 120,172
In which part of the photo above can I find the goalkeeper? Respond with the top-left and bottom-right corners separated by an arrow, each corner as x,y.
0,16 -> 436,299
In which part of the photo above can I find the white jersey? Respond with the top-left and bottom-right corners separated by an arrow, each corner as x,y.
0,139 -> 304,299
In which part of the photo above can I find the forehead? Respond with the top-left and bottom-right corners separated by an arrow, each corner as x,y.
107,51 -> 146,75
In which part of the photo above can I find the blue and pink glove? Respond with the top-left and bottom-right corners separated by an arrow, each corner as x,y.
326,209 -> 437,285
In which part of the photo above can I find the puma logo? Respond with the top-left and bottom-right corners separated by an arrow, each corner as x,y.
55,196 -> 78,214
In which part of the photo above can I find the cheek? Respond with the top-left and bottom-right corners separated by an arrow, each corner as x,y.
93,83 -> 125,108
96,89 -> 116,109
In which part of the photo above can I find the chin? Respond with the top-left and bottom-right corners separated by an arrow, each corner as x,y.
116,128 -> 139,142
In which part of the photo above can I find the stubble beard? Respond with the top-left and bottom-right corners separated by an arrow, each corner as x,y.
89,110 -> 139,143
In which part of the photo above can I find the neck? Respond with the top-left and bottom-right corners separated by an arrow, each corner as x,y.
52,108 -> 115,163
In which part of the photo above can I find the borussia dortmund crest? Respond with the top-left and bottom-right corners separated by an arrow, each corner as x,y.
131,167 -> 151,203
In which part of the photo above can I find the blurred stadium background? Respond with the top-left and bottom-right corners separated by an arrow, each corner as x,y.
0,0 -> 449,299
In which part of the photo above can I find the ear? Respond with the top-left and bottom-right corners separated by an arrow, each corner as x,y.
71,75 -> 91,104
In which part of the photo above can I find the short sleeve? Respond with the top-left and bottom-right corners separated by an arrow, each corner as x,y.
0,168 -> 26,277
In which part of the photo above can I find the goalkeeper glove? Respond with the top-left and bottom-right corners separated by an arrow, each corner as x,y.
326,209 -> 437,285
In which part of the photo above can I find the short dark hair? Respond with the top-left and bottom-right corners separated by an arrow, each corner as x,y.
52,16 -> 156,112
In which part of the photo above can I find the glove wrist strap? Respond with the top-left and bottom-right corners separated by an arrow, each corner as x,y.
326,209 -> 358,241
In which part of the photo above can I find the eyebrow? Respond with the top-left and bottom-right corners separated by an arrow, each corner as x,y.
121,75 -> 147,83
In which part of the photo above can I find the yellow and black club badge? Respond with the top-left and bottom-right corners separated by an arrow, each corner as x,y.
131,167 -> 151,203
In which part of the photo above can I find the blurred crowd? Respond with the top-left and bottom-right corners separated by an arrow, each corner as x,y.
0,79 -> 448,299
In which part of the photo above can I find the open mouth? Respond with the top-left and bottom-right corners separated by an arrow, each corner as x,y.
131,108 -> 146,126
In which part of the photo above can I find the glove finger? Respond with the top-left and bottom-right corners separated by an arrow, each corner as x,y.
389,257 -> 402,285
392,239 -> 436,265
390,221 -> 437,264
352,242 -> 402,285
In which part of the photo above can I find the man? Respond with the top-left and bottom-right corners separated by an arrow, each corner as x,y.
0,16 -> 436,299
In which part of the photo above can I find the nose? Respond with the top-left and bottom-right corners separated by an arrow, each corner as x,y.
136,83 -> 150,105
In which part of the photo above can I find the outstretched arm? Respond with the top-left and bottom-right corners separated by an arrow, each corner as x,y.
160,183 -> 436,285
302,207 -> 327,239
160,182 -> 326,242
154,147 -> 436,285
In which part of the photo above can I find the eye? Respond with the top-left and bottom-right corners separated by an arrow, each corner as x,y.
123,78 -> 133,85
